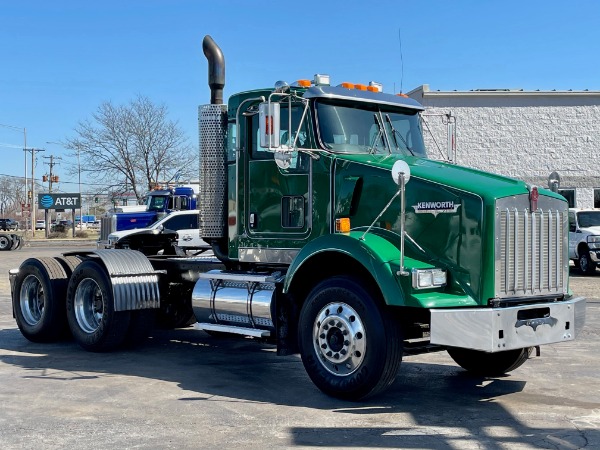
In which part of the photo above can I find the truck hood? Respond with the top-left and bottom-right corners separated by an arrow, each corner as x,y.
109,226 -> 162,240
332,153 -> 567,305
579,226 -> 600,235
336,154 -> 564,202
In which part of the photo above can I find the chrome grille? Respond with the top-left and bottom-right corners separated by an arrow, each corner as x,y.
99,215 -> 115,242
495,195 -> 568,298
198,104 -> 227,238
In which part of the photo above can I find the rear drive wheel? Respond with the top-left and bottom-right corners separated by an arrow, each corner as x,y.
447,347 -> 532,376
579,250 -> 596,275
12,257 -> 70,342
66,260 -> 130,351
0,234 -> 12,251
11,235 -> 23,250
298,276 -> 403,400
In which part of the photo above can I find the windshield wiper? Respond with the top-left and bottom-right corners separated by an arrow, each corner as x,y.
368,114 -> 384,154
385,114 -> 414,156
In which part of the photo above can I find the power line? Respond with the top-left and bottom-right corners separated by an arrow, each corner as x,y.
0,142 -> 24,149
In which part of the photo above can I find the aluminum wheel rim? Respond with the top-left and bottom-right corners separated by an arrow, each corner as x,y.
19,274 -> 44,326
0,236 -> 10,249
313,302 -> 366,376
74,278 -> 104,334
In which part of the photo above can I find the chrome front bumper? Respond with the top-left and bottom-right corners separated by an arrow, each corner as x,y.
430,296 -> 586,352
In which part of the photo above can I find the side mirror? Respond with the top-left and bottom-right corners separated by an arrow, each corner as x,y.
259,102 -> 280,149
391,160 -> 411,185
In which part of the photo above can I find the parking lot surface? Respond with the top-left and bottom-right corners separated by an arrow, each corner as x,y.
1,246 -> 599,449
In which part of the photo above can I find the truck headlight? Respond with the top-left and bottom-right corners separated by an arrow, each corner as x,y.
412,268 -> 447,289
587,235 -> 600,249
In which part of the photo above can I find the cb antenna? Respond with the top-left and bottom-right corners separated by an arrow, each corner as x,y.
398,27 -> 404,94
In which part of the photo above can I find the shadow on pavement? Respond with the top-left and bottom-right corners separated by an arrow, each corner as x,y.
1,324 -> 597,448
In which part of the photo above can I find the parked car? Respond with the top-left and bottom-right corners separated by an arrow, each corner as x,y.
51,220 -> 74,233
35,220 -> 46,230
0,218 -> 19,231
569,208 -> 600,274
102,210 -> 202,255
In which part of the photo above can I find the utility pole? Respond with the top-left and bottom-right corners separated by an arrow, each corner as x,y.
25,147 -> 45,238
43,155 -> 61,193
43,155 -> 61,237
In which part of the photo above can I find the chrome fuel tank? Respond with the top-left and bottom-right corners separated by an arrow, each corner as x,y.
192,270 -> 276,331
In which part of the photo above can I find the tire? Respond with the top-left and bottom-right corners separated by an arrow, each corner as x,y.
12,257 -> 70,342
579,251 -> 596,275
55,255 -> 84,274
0,234 -> 13,251
447,347 -> 532,376
66,260 -> 131,352
298,276 -> 403,401
11,235 -> 23,250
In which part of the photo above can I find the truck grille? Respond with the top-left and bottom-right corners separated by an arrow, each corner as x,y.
99,216 -> 115,243
495,195 -> 568,299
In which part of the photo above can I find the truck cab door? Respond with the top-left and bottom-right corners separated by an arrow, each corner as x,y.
242,107 -> 312,263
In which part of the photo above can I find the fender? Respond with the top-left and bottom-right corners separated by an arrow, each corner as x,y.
284,231 -> 409,306
63,249 -> 161,311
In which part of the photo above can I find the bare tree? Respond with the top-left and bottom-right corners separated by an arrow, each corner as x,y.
0,175 -> 28,216
65,95 -> 196,202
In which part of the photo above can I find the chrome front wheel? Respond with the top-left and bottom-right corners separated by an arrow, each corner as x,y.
312,302 -> 366,376
298,276 -> 403,400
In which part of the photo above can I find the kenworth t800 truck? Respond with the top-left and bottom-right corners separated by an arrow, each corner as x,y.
10,36 -> 586,400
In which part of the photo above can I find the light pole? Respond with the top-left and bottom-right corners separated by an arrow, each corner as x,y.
26,147 -> 44,238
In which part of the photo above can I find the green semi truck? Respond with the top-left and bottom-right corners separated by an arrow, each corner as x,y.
10,36 -> 586,400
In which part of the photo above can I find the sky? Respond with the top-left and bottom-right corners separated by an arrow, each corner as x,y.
1,0 -> 600,193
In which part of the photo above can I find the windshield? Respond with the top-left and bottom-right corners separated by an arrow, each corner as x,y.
315,101 -> 426,157
577,211 -> 600,228
146,194 -> 169,212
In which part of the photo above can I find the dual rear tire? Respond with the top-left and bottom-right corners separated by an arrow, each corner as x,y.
12,258 -> 72,342
13,258 -> 153,351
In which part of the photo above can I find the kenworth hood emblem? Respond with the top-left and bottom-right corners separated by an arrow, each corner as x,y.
412,201 -> 461,217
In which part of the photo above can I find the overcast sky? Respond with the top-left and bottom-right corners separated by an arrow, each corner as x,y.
1,0 -> 599,190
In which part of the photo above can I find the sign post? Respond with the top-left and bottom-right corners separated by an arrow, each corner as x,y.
37,193 -> 81,238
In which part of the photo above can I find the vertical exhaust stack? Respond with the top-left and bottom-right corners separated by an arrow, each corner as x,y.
202,35 -> 225,105
198,35 -> 227,241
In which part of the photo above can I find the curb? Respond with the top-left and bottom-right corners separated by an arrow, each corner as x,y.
23,239 -> 98,248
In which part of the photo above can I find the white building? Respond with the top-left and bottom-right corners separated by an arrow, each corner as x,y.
407,85 -> 600,208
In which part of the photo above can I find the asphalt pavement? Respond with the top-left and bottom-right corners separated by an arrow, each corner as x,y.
0,244 -> 599,449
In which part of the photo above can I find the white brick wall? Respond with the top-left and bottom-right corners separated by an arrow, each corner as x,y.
409,88 -> 600,208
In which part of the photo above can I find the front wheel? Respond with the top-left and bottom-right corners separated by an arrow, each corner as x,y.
298,276 -> 403,400
579,251 -> 597,275
66,260 -> 130,352
447,347 -> 532,376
